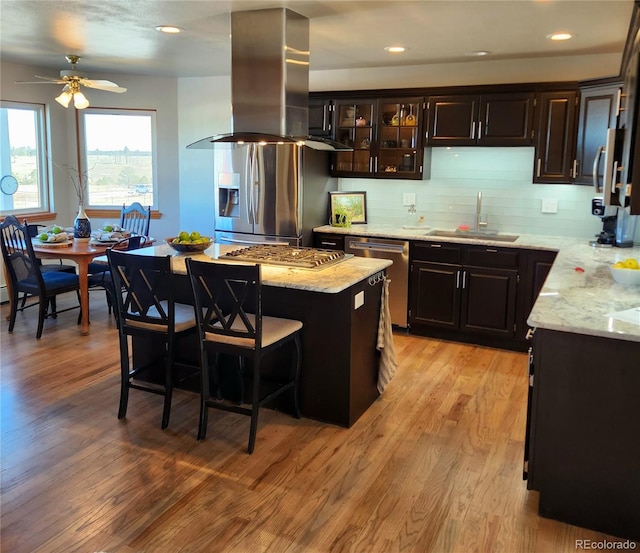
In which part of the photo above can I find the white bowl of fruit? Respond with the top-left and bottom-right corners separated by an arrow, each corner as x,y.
610,257 -> 640,285
166,231 -> 212,253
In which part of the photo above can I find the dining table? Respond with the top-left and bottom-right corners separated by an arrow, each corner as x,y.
31,238 -> 142,335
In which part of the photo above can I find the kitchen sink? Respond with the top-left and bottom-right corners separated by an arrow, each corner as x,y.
426,229 -> 520,242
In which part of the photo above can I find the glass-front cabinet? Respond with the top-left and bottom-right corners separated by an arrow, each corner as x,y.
333,99 -> 376,175
377,98 -> 423,177
329,96 -> 425,179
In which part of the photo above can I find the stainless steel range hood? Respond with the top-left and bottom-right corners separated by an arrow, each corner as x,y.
187,8 -> 350,151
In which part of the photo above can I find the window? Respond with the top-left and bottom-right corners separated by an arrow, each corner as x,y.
77,108 -> 157,208
0,101 -> 49,215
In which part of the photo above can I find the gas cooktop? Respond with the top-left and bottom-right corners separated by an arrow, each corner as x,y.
221,245 -> 347,269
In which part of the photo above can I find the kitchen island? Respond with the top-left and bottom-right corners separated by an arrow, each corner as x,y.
128,243 -> 392,428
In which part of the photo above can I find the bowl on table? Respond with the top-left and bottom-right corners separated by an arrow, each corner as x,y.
166,237 -> 213,253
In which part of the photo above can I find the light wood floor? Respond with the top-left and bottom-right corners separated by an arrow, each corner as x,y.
0,294 -> 632,553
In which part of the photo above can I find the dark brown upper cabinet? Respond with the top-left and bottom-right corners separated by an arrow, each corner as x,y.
533,91 -> 578,183
574,83 -> 622,186
426,92 -> 535,146
330,97 -> 425,180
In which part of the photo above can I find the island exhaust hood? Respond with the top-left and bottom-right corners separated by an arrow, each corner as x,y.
187,8 -> 350,151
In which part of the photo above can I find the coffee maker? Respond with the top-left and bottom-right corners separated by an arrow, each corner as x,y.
590,197 -> 638,247
590,197 -> 617,247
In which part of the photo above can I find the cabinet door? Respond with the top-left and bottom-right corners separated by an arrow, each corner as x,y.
308,97 -> 333,138
376,97 -> 424,179
460,266 -> 518,337
574,84 -> 621,185
479,93 -> 535,146
331,99 -> 376,176
534,91 -> 578,183
410,261 -> 461,329
427,95 -> 478,145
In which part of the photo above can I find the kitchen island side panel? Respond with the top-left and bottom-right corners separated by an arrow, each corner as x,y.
529,329 -> 640,541
263,278 -> 382,427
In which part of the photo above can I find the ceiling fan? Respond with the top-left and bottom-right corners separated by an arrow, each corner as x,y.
15,55 -> 127,109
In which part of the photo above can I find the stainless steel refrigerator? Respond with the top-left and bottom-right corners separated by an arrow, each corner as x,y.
213,142 -> 336,247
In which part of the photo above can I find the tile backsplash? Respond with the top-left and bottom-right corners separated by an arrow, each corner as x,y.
339,146 -> 640,241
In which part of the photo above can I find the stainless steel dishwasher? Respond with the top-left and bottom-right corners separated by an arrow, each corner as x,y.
344,236 -> 409,328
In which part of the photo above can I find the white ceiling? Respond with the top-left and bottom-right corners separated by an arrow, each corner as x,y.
0,0 -> 635,82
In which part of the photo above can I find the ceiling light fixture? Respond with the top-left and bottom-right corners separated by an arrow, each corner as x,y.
466,50 -> 491,57
385,46 -> 406,53
548,32 -> 573,41
156,25 -> 182,34
55,80 -> 90,109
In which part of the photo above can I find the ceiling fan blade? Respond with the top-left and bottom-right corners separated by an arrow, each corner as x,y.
34,75 -> 68,83
80,79 -> 127,93
14,80 -> 65,85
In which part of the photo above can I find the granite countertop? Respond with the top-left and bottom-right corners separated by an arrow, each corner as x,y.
315,224 -> 640,343
138,243 -> 391,294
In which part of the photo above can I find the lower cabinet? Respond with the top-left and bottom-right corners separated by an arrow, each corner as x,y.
525,329 -> 640,541
409,241 -> 520,347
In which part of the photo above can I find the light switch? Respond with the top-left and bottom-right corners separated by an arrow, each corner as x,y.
354,290 -> 364,310
541,198 -> 558,214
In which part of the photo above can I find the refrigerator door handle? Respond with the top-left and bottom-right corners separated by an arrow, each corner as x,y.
246,144 -> 254,224
253,145 -> 261,225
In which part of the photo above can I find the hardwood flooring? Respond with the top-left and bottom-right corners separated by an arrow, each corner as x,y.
0,295 -> 633,552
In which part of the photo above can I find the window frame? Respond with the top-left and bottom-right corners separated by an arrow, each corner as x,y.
0,100 -> 51,217
76,107 -> 158,210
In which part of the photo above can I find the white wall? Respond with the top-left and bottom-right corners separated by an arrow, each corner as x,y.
0,60 -> 181,240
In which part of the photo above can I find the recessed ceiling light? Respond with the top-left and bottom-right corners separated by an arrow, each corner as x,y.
155,25 -> 182,34
385,46 -> 406,53
548,32 -> 573,41
465,50 -> 491,57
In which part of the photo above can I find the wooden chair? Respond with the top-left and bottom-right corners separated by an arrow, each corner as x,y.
0,215 -> 81,339
186,258 -> 302,454
107,248 -> 197,429
19,223 -> 77,310
120,202 -> 151,237
88,235 -> 147,314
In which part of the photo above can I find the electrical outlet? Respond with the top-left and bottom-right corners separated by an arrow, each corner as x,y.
403,193 -> 416,206
541,198 -> 558,214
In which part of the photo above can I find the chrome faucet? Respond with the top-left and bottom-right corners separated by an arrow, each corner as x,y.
475,191 -> 488,231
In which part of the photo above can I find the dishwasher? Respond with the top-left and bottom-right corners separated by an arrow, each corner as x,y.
344,236 -> 409,328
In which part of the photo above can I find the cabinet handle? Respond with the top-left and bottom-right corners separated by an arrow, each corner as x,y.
429,243 -> 442,248
320,241 -> 338,247
572,159 -> 578,179
369,157 -> 373,173
478,121 -> 482,140
471,121 -> 476,140
486,248 -> 498,253
462,270 -> 467,289
618,90 -> 625,114
536,158 -> 542,177
456,270 -> 461,289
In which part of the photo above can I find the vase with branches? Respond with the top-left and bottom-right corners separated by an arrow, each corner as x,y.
62,164 -> 91,240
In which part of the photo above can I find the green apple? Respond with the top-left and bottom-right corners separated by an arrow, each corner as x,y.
51,225 -> 63,234
103,225 -> 114,232
178,231 -> 189,242
38,232 -> 49,241
189,231 -> 201,242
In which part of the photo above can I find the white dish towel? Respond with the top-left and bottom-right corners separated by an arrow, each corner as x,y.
377,275 -> 398,394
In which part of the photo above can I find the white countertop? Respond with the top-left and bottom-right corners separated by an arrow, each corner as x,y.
315,224 -> 640,343
137,243 -> 392,294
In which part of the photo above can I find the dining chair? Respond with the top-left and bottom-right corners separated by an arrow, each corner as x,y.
87,202 -> 151,278
107,248 -> 197,429
88,235 -> 147,314
120,202 -> 151,237
0,215 -> 81,339
186,258 -> 302,454
19,223 -> 77,310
